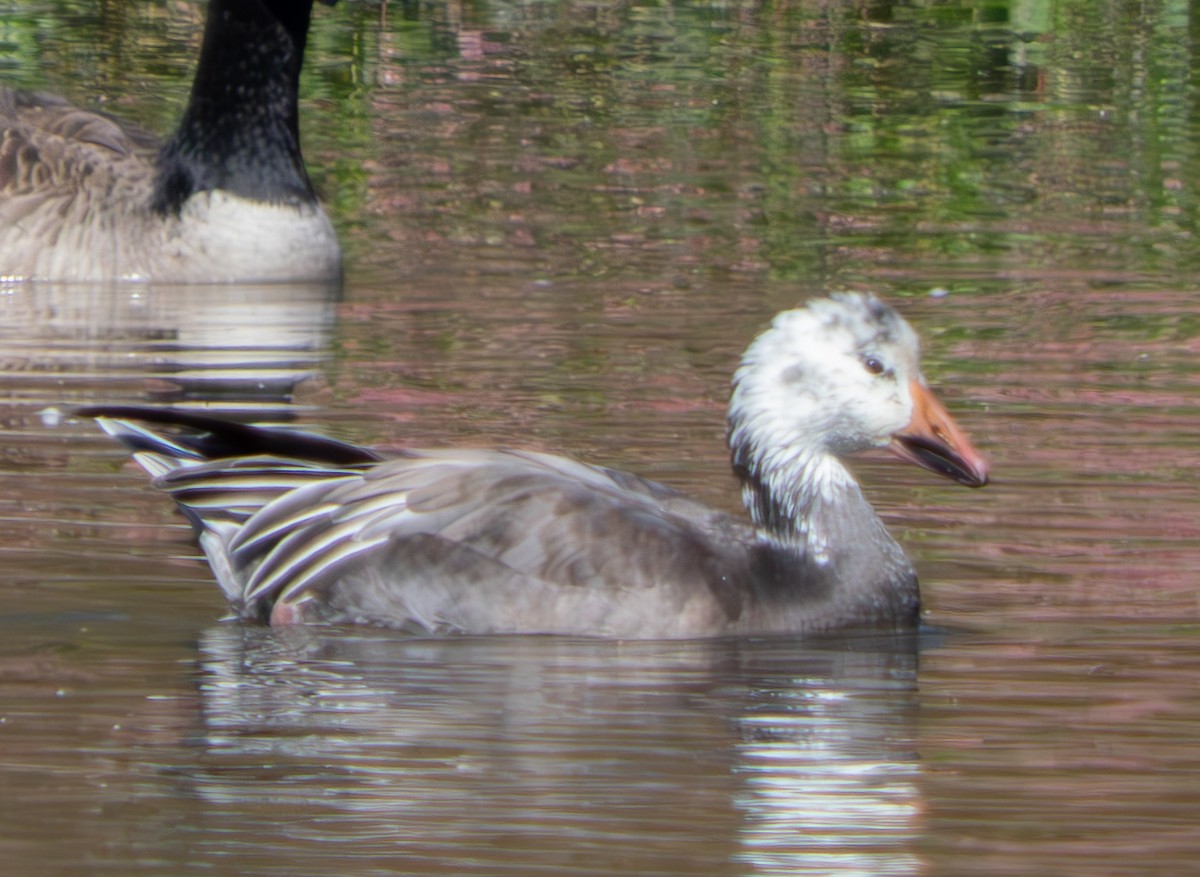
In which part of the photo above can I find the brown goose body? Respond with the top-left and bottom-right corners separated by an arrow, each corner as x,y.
81,294 -> 989,638
0,0 -> 339,283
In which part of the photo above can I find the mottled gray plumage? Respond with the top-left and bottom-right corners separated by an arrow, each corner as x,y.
0,0 -> 339,283
81,293 -> 989,638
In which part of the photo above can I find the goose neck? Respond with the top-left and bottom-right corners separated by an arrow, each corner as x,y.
733,444 -> 920,630
737,446 -> 865,550
152,0 -> 317,213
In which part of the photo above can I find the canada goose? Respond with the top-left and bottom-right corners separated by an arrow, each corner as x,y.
80,293 -> 989,638
0,0 -> 339,283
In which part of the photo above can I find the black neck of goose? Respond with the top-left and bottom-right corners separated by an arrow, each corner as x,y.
152,0 -> 319,215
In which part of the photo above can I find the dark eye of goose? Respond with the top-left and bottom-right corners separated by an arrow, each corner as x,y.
863,355 -> 886,376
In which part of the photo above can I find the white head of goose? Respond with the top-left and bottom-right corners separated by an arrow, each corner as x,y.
0,0 -> 339,283
79,294 -> 988,638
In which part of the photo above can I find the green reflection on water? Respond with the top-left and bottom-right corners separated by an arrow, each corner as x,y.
5,0 -> 1199,285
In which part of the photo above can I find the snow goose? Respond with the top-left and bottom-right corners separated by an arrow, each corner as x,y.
80,293 -> 989,637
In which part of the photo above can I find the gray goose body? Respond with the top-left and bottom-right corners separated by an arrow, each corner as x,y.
0,0 -> 339,283
81,294 -> 989,638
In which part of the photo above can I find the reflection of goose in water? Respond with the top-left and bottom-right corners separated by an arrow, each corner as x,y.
1,281 -> 337,416
191,625 -> 922,876
0,0 -> 339,283
82,294 -> 988,636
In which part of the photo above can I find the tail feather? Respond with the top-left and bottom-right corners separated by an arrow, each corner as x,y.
77,405 -> 383,466
80,406 -> 373,618
93,416 -> 206,465
81,406 -> 372,530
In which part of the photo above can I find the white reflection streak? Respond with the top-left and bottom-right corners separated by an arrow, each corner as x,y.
733,693 -> 922,877
0,281 -> 337,413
